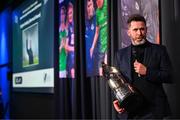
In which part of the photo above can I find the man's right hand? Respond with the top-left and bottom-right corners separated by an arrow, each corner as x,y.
113,100 -> 125,113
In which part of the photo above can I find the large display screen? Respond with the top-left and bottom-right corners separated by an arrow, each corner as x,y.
84,0 -> 108,77
12,0 -> 55,93
59,0 -> 75,78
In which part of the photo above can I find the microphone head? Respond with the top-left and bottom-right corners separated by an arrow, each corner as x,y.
132,47 -> 137,59
132,47 -> 141,62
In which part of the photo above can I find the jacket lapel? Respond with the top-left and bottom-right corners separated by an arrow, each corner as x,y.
143,42 -> 152,67
125,46 -> 132,82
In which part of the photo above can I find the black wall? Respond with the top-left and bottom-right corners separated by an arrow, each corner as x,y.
10,93 -> 56,118
161,0 -> 180,118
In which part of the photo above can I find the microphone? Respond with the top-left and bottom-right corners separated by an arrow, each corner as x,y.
132,47 -> 138,60
132,47 -> 141,77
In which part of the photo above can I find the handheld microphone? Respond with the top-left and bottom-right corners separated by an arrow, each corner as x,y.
132,47 -> 141,77
132,47 -> 138,60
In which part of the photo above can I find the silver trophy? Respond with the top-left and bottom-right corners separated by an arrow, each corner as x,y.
102,62 -> 143,113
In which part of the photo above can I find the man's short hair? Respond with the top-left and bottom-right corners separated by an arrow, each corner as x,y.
127,14 -> 146,25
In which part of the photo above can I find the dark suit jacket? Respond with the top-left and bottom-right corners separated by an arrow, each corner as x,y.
114,41 -> 172,118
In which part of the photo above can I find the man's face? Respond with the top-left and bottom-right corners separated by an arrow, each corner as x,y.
87,0 -> 94,19
68,7 -> 73,23
96,0 -> 103,8
127,21 -> 147,44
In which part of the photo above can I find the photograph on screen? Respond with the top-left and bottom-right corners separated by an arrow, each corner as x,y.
22,22 -> 39,67
84,0 -> 108,77
119,0 -> 160,48
59,0 -> 75,78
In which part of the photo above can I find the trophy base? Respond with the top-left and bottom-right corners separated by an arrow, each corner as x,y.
120,93 -> 144,113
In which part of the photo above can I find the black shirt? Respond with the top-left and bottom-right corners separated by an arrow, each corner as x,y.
131,41 -> 148,83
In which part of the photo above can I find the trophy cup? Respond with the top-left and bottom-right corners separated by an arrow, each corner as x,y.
102,62 -> 143,113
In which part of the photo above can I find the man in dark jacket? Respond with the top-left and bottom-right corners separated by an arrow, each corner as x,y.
113,14 -> 172,119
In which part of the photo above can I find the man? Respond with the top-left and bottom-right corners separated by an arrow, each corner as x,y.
59,6 -> 67,78
85,0 -> 99,76
113,14 -> 172,119
66,2 -> 75,78
90,0 -> 108,76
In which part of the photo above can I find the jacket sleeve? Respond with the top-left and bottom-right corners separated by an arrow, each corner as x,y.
114,51 -> 119,70
145,46 -> 173,84
113,50 -> 122,73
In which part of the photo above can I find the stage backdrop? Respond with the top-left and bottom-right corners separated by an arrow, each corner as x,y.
84,0 -> 108,77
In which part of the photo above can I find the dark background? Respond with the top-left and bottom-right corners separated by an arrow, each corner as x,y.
0,0 -> 180,119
